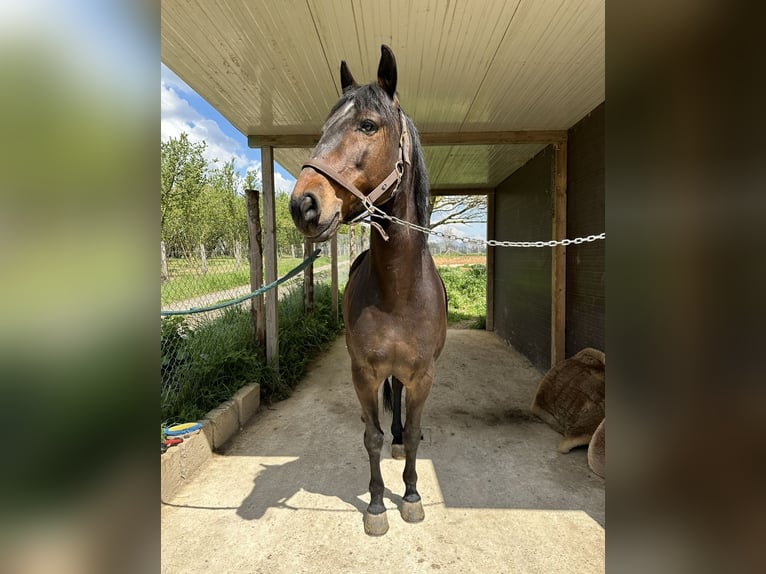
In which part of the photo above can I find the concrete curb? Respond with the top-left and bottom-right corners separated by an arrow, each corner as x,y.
161,383 -> 260,502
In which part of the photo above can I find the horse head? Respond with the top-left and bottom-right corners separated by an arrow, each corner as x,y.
290,45 -> 405,242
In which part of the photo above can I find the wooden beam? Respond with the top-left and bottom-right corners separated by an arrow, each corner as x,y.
248,134 -> 318,148
485,190 -> 495,332
550,139 -> 568,367
248,130 -> 568,149
261,146 -> 279,368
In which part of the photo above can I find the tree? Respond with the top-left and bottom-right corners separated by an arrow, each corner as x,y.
428,195 -> 487,230
206,158 -> 247,248
161,133 -> 208,260
274,190 -> 304,256
244,169 -> 259,192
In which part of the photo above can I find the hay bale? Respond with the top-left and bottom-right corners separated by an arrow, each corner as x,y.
588,418 -> 605,477
531,348 -> 605,453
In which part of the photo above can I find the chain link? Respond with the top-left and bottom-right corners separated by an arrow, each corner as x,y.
354,201 -> 605,247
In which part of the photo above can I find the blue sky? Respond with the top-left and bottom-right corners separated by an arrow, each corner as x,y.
161,63 -> 297,193
161,63 -> 486,239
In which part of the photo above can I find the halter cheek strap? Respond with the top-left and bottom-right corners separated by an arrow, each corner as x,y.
301,109 -> 411,239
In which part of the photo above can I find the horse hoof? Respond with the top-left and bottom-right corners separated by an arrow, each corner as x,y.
364,511 -> 389,536
391,444 -> 406,459
400,500 -> 425,523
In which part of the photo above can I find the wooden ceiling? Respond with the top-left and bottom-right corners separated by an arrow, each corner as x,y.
161,0 -> 604,191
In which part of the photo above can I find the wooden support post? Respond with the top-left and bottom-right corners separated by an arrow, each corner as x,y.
551,140 -> 568,367
331,235 -> 339,322
303,239 -> 314,315
485,190 -> 495,331
261,146 -> 279,368
245,189 -> 264,351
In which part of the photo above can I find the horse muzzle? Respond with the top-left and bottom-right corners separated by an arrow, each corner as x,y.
290,174 -> 343,242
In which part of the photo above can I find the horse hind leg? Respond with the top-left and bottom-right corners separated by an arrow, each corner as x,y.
389,377 -> 406,460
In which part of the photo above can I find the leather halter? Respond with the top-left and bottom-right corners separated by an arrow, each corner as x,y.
301,109 -> 412,236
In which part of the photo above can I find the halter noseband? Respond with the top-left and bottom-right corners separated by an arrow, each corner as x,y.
301,109 -> 412,235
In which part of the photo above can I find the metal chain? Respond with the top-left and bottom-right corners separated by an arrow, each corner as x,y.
354,202 -> 605,247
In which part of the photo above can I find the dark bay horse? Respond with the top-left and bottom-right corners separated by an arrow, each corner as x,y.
289,45 -> 447,535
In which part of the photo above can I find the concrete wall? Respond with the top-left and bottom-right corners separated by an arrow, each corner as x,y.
491,103 -> 604,370
493,146 -> 554,371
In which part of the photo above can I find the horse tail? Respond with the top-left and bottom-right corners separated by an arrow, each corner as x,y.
382,377 -> 393,413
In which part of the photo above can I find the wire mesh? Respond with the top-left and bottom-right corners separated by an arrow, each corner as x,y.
160,230 -> 361,424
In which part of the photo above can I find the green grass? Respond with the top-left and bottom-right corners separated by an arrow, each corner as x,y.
160,260 -> 488,425
161,283 -> 342,424
161,255 -> 331,305
438,264 -> 487,328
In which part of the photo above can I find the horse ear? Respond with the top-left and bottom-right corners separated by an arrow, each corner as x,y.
377,44 -> 397,99
340,61 -> 357,91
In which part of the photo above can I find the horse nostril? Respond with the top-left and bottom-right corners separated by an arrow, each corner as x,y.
290,193 -> 319,226
300,193 -> 319,222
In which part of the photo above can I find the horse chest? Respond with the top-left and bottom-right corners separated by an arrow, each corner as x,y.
345,301 -> 434,376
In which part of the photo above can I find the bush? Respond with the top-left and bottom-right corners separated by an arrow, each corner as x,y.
161,265 -> 487,424
161,283 -> 342,424
438,264 -> 487,327
270,282 -> 342,401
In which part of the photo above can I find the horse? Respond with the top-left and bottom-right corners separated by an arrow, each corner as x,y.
289,45 -> 447,536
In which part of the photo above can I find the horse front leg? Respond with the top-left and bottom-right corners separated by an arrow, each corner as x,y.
353,369 -> 389,536
400,369 -> 434,523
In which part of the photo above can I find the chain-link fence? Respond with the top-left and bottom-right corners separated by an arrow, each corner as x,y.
160,222 -> 371,424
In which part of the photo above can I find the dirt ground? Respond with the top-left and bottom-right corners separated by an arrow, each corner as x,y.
433,254 -> 486,267
161,330 -> 604,573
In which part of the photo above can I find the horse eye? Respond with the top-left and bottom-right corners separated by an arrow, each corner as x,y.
358,120 -> 378,135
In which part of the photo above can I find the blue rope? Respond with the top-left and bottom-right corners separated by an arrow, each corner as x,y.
161,249 -> 322,316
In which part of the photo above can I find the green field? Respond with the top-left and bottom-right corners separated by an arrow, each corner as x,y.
161,253 -> 487,328
161,255 -> 331,304
161,257 -> 487,423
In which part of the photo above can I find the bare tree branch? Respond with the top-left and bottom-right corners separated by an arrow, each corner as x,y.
429,195 -> 487,230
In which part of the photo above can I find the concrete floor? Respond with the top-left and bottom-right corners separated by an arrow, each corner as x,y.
161,330 -> 604,573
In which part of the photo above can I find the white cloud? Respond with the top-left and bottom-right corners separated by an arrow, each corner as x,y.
161,64 -> 297,195
160,64 -> 194,96
275,171 -> 296,194
161,81 -> 246,167
161,70 -> 258,180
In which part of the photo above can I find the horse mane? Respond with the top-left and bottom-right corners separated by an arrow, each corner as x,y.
403,114 -> 431,228
331,84 -> 431,229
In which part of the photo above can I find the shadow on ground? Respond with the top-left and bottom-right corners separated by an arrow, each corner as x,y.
213,329 -> 603,527
162,331 -> 604,574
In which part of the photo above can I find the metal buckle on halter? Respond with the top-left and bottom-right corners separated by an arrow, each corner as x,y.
346,197 -> 376,225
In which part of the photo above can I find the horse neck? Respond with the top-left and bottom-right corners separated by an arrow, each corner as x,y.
367,179 -> 429,291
